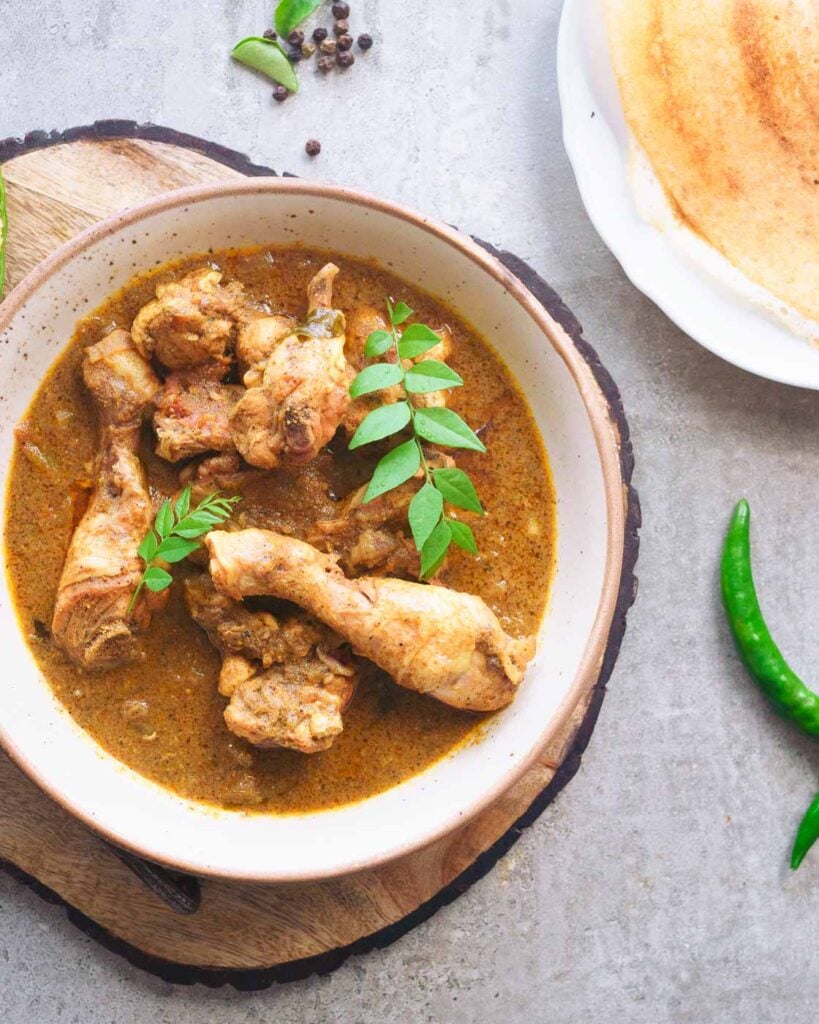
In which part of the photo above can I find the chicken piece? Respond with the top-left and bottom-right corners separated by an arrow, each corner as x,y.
229,264 -> 352,469
52,330 -> 165,669
131,268 -> 245,371
342,308 -> 454,434
184,575 -> 356,753
186,573 -> 293,664
206,529 -> 535,712
308,451 -> 455,578
153,367 -> 244,462
179,451 -> 264,499
81,330 -> 161,422
223,659 -> 355,753
236,312 -> 297,388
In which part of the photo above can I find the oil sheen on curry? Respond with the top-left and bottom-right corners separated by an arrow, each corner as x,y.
5,247 -> 555,813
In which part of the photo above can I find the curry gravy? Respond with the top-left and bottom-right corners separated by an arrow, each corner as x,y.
5,247 -> 556,813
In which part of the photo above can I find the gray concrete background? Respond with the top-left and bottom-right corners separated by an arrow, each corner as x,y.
2,0 -> 818,1020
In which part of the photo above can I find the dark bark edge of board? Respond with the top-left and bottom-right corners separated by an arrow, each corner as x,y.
0,119 -> 641,990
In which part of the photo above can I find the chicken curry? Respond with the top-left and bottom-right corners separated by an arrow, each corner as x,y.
5,247 -> 556,813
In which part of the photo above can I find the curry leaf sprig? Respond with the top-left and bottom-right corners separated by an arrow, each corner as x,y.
127,486 -> 240,614
348,298 -> 486,579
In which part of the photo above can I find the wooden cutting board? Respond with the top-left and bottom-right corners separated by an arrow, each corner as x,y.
0,122 -> 640,986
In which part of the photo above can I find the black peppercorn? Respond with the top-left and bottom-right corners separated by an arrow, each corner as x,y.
287,28 -> 305,46
319,38 -> 337,55
272,85 -> 290,102
317,55 -> 335,73
305,139 -> 321,157
357,33 -> 373,50
336,50 -> 355,69
337,33 -> 353,51
332,2 -> 350,17
312,26 -> 328,42
334,19 -> 349,35
288,48 -> 303,63
262,28 -> 277,40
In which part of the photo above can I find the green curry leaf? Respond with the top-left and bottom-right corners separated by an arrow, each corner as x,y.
364,440 -> 421,503
447,518 -> 478,555
275,0 -> 322,36
364,329 -> 393,358
154,536 -> 201,564
143,566 -> 173,592
389,300 -> 413,326
155,499 -> 175,539
404,360 -> 463,394
414,407 -> 487,452
431,467 -> 484,514
398,323 -> 441,359
174,487 -> 191,519
408,482 -> 444,551
350,362 -> 405,398
420,519 -> 452,579
137,531 -> 159,563
348,401 -> 411,449
232,36 -> 299,92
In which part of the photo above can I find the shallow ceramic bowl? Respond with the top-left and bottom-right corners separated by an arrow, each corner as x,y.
0,180 -> 624,882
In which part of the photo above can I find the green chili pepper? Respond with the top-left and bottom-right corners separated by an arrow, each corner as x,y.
791,791 -> 819,870
721,499 -> 819,736
0,163 -> 7,298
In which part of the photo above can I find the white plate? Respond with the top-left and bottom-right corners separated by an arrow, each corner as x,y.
0,179 -> 625,881
557,0 -> 819,389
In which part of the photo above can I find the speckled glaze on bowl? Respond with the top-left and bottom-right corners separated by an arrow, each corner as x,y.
0,180 -> 625,882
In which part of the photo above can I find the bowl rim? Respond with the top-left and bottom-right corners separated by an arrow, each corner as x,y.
0,178 -> 626,880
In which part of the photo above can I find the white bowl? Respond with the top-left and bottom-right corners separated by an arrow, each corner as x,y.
0,180 -> 625,881
558,0 -> 819,389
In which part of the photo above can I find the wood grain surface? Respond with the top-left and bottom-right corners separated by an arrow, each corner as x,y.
2,138 -> 247,289
0,127 -> 637,980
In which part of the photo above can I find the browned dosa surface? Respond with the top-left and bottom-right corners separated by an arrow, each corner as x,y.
606,0 -> 819,321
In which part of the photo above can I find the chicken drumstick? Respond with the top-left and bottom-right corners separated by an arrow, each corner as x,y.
206,529 -> 535,712
52,330 -> 165,669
